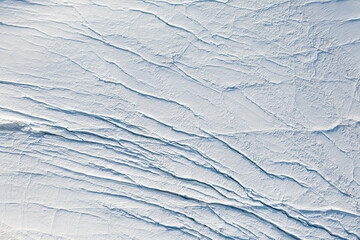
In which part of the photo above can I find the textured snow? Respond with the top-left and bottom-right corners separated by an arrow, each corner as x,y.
0,0 -> 360,239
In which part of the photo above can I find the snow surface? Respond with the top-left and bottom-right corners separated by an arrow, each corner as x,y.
0,0 -> 360,239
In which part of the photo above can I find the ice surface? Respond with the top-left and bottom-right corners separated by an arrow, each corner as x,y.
0,0 -> 359,239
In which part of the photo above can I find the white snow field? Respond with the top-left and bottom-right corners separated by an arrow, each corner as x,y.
0,0 -> 360,239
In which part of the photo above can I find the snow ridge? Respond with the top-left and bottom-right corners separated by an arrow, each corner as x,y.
0,0 -> 359,239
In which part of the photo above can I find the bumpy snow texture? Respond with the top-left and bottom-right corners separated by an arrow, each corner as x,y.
0,0 -> 360,239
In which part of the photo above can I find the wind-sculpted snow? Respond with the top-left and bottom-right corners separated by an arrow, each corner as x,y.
0,0 -> 359,239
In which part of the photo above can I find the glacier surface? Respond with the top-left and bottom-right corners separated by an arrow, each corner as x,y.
0,0 -> 360,239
